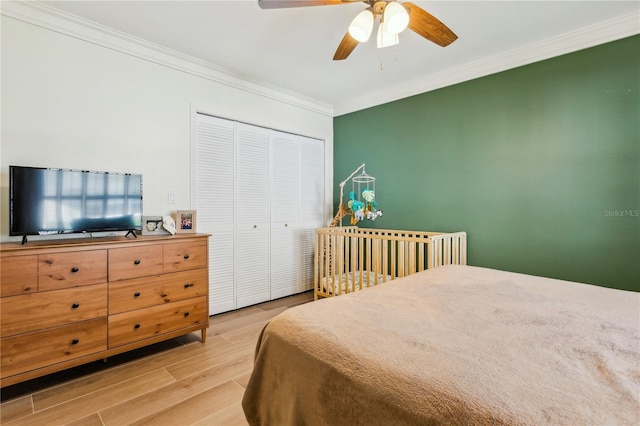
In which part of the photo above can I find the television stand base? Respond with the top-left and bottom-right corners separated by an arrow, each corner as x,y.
124,230 -> 137,238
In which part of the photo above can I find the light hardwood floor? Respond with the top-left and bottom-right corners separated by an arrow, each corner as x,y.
1,291 -> 314,425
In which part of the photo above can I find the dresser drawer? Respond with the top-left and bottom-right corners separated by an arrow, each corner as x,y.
39,250 -> 107,291
109,296 -> 207,348
1,255 -> 38,296
1,284 -> 107,337
109,245 -> 163,281
1,318 -> 107,378
163,241 -> 207,272
109,269 -> 208,314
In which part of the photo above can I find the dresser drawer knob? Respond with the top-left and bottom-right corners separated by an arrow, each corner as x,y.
71,338 -> 79,345
184,283 -> 193,289
134,292 -> 141,297
134,323 -> 141,329
183,254 -> 190,260
71,267 -> 79,273
134,259 -> 141,265
184,312 -> 190,317
71,303 -> 80,309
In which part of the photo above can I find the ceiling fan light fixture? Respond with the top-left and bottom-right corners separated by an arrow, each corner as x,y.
348,8 -> 375,42
376,20 -> 399,48
383,1 -> 409,34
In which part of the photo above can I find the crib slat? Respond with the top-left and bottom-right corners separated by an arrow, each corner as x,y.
398,241 -> 405,277
461,234 -> 467,265
409,242 -> 416,274
444,237 -> 451,265
314,233 -> 320,300
325,234 -> 331,296
347,235 -> 352,294
452,234 -> 458,265
391,240 -> 397,279
337,235 -> 344,295
382,240 -> 389,282
347,234 -> 353,293
372,238 -> 380,286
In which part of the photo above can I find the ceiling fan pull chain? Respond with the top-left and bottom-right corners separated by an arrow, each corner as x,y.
380,49 -> 384,71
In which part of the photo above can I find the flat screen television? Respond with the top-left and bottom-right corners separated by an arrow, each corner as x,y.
10,165 -> 143,243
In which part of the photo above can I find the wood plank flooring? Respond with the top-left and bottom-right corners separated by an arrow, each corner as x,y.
0,291 -> 313,425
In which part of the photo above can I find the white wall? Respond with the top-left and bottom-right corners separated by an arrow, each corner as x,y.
0,6 -> 333,242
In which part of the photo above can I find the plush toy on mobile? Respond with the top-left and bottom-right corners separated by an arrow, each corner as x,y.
361,189 -> 382,221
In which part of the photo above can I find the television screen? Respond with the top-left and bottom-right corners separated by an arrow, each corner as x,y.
10,166 -> 143,238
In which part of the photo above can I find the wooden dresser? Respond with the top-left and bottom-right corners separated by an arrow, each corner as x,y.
0,233 -> 209,387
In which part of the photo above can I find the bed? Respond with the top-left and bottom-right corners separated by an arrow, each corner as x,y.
314,227 -> 467,299
242,265 -> 640,425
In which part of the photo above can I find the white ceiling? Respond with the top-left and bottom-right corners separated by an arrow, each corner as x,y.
37,0 -> 639,115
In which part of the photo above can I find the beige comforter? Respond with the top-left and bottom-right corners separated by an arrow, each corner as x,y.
242,265 -> 640,425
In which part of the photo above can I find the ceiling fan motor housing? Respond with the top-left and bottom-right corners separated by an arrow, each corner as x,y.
372,1 -> 388,16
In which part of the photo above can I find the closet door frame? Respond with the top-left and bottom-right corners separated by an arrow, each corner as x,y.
193,112 -> 325,314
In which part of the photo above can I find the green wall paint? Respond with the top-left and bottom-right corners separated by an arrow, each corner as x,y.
334,35 -> 639,292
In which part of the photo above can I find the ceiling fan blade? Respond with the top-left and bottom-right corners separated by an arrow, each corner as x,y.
258,0 -> 358,9
333,31 -> 359,60
403,2 -> 458,47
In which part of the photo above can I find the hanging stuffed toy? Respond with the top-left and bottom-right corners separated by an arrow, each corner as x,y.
347,191 -> 364,212
360,189 -> 382,221
366,209 -> 383,221
362,189 -> 375,204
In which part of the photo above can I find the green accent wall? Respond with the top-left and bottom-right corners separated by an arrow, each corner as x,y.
334,35 -> 639,292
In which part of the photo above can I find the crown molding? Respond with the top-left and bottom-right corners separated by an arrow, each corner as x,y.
2,2 -> 637,118
333,11 -> 640,117
1,1 -> 334,117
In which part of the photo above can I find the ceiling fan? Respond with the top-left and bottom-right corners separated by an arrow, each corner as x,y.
258,0 -> 458,60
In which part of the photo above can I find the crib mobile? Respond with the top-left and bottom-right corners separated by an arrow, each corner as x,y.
330,163 -> 383,227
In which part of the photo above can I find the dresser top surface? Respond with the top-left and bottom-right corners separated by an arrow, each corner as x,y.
1,233 -> 210,255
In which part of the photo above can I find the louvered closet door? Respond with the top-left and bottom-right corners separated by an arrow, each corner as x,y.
195,114 -> 235,314
270,131 -> 300,299
298,136 -> 325,291
236,123 -> 270,308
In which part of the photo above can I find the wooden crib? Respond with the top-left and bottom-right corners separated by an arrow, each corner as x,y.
314,227 -> 467,300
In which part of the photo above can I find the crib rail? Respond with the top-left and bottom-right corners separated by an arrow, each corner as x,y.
314,227 -> 467,299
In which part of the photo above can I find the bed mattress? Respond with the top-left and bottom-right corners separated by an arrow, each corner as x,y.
243,265 -> 640,425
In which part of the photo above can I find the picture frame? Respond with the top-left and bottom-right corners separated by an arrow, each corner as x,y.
175,210 -> 196,233
141,216 -> 171,235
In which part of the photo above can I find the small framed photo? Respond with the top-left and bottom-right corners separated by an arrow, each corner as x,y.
142,216 -> 171,235
176,210 -> 196,233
